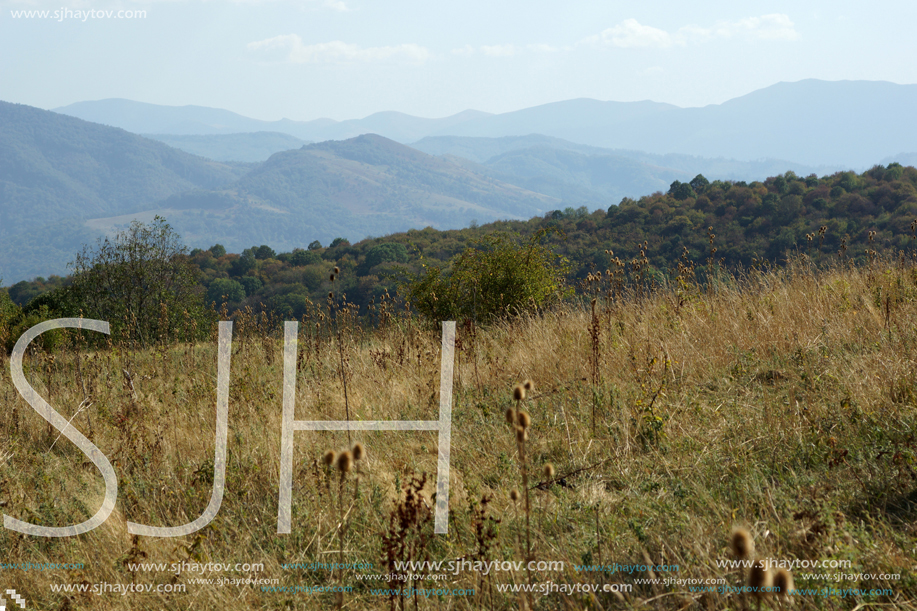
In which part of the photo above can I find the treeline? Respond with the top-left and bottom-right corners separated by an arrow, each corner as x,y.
3,163 -> 917,348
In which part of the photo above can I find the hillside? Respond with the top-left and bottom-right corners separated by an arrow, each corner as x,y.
0,101 -> 245,282
412,134 -> 842,182
123,134 -> 559,256
0,246 -> 913,610
8,163 -> 917,333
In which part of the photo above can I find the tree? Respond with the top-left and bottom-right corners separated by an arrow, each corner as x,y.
689,174 -> 710,193
69,217 -> 208,346
207,278 -> 246,305
308,240 -> 323,251
668,180 -> 696,201
255,245 -> 276,260
363,243 -> 408,270
209,243 -> 227,257
404,229 -> 571,324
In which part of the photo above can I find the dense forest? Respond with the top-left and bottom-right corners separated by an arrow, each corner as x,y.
3,163 -> 916,344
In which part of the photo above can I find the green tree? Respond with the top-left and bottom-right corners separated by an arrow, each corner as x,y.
404,230 -> 570,324
207,278 -> 246,305
69,216 -> 209,346
363,243 -> 409,271
209,243 -> 227,257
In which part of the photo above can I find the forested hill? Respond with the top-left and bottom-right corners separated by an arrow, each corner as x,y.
6,164 -> 916,322
0,101 -> 246,281
154,133 -> 559,251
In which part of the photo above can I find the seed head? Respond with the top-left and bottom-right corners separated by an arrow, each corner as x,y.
328,291 -> 334,299
523,379 -> 534,392
323,450 -> 336,467
352,442 -> 364,461
543,463 -> 555,479
747,561 -> 771,596
336,451 -> 353,473
330,273 -> 336,282
505,407 -> 515,425
772,568 -> 794,598
517,410 -> 531,429
730,528 -> 755,560
513,385 -> 526,402
334,266 -> 340,274
515,426 -> 528,443
510,489 -> 520,502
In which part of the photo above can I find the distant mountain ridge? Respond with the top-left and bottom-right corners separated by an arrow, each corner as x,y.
55,98 -> 493,142
144,132 -> 309,162
55,80 -> 917,167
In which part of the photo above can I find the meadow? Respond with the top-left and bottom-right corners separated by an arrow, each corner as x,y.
0,253 -> 915,610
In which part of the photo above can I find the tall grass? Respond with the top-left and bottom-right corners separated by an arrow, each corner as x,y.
0,253 -> 915,609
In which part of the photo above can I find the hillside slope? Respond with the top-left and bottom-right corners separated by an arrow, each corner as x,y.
0,101 -> 243,281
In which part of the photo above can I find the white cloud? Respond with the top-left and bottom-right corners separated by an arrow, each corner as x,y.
451,45 -> 475,56
247,35 -> 430,64
585,14 -> 799,50
593,19 -> 673,49
480,44 -> 517,57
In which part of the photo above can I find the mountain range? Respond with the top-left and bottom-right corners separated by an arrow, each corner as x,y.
4,79 -> 917,283
56,80 -> 917,167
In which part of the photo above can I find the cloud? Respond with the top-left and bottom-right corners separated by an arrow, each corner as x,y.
451,45 -> 475,56
584,14 -> 799,49
480,44 -> 517,57
592,19 -> 673,49
527,43 -> 558,53
247,35 -> 430,64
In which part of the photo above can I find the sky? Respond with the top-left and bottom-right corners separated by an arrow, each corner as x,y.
1,0 -> 916,121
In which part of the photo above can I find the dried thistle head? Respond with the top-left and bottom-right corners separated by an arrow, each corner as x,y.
334,266 -> 340,274
515,426 -> 528,443
336,451 -> 353,473
772,568 -> 794,599
328,291 -> 334,299
352,442 -> 364,461
730,528 -> 755,560
513,385 -> 526,402
323,450 -> 336,467
510,489 -> 520,502
543,463 -> 555,479
517,410 -> 531,429
523,379 -> 534,392
330,273 -> 336,282
505,407 -> 515,425
747,561 -> 771,596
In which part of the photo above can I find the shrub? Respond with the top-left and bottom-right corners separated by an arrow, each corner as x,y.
404,229 -> 571,324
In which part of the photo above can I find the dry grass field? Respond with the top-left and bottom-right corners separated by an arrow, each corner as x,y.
1,255 -> 915,610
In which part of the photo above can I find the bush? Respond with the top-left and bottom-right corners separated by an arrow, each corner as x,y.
404,229 -> 571,324
69,217 -> 210,346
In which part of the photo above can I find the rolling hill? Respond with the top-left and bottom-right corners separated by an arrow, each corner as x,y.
0,101 -> 246,282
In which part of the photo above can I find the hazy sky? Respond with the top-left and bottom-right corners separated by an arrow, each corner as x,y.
1,0 -> 915,121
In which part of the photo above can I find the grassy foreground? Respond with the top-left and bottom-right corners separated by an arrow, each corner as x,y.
1,257 -> 915,610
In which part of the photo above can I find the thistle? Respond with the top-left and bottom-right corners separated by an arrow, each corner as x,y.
730,528 -> 754,560
772,568 -> 794,601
